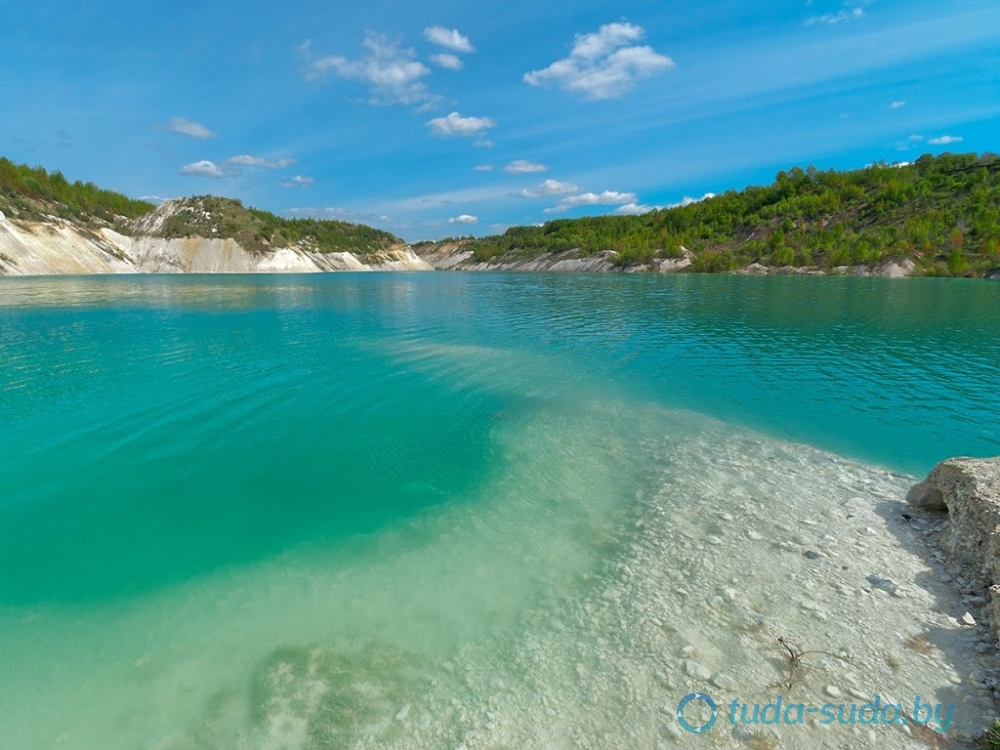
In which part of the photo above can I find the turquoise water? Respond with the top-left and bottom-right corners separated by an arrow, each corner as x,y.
1,273 -> 998,749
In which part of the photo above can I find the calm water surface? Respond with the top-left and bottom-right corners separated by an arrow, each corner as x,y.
0,273 -> 997,749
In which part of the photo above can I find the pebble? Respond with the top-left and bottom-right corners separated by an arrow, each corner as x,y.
684,660 -> 712,681
866,575 -> 896,592
711,672 -> 738,691
825,685 -> 842,698
963,612 -> 977,627
396,704 -> 411,722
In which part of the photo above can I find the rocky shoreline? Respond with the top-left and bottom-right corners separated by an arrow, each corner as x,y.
412,242 -> 950,277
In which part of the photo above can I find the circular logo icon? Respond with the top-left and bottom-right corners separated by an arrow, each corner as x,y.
676,692 -> 719,734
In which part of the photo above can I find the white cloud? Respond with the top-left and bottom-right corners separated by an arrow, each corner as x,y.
669,192 -> 716,208
427,111 -> 494,137
430,53 -> 463,70
909,134 -> 924,141
180,160 -> 224,178
616,203 -> 658,215
890,100 -> 906,109
524,22 -> 674,100
504,159 -> 548,174
228,155 -> 296,168
474,164 -> 494,171
281,175 -> 315,188
615,193 -> 715,216
424,27 -> 474,53
929,135 -> 963,145
448,214 -> 478,224
163,117 -> 216,139
544,189 -> 637,213
519,179 -> 579,197
302,34 -> 434,106
805,6 -> 865,26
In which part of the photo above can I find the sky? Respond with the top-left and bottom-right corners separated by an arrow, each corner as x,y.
2,0 -> 998,241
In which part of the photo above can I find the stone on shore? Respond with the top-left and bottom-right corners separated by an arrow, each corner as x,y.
907,456 -> 1000,634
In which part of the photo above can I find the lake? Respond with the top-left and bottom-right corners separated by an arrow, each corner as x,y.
1,273 -> 998,749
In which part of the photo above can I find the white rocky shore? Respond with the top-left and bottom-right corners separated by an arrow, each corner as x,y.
413,241 -> 923,277
0,207 -> 432,275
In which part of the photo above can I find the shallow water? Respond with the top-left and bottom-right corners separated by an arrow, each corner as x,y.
0,273 -> 998,749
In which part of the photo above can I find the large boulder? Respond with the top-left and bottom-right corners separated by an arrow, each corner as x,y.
908,457 -> 1000,627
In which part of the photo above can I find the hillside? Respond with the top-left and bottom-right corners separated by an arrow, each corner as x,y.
416,152 -> 1000,277
131,196 -> 399,256
0,158 -> 430,275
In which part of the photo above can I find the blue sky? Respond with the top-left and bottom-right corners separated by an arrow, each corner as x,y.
2,0 -> 998,241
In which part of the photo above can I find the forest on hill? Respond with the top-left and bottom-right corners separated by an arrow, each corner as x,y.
0,157 -> 154,228
0,158 -> 399,255
452,152 -> 1000,276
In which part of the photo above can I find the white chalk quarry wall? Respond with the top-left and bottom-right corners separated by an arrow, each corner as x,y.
0,212 -> 432,276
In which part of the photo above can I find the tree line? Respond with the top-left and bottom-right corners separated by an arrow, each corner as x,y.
464,152 -> 1000,276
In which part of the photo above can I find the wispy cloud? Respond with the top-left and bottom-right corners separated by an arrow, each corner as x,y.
544,189 -> 637,213
287,206 -> 398,226
430,53 -> 463,70
280,175 -> 315,188
929,135 -> 963,145
504,159 -> 548,174
474,164 -> 494,171
519,179 -> 579,197
159,117 -> 216,139
301,34 -> 434,106
524,22 -> 674,100
890,100 -> 906,109
424,27 -> 474,53
427,111 -> 494,137
448,214 -> 478,224
180,160 -> 224,178
806,2 -> 866,26
227,155 -> 296,168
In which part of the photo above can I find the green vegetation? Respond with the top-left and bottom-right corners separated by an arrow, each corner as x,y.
461,152 -> 1000,277
977,721 -> 1000,749
152,195 -> 400,255
0,157 -> 153,229
0,157 -> 401,255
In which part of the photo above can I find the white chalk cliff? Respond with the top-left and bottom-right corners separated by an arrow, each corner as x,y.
0,200 -> 432,276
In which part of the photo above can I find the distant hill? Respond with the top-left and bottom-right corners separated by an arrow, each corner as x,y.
0,157 -> 400,256
416,152 -> 1000,277
0,157 -> 429,276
